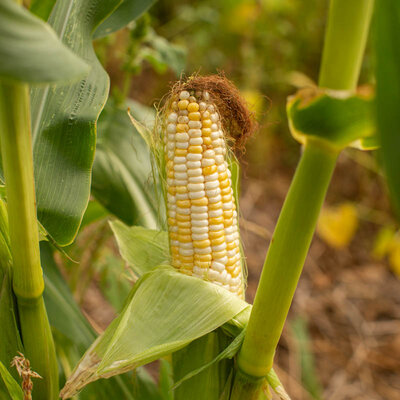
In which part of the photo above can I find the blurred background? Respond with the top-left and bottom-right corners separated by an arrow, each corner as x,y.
63,0 -> 400,399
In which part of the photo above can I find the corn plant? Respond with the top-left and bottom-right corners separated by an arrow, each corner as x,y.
1,0 -> 400,399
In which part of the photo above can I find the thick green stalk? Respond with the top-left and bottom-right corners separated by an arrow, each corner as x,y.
233,1 -> 373,397
0,82 -> 58,399
319,0 -> 374,91
237,140 -> 338,379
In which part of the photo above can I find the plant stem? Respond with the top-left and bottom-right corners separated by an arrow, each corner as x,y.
232,1 -> 373,398
0,82 -> 58,399
319,0 -> 374,91
237,140 -> 338,378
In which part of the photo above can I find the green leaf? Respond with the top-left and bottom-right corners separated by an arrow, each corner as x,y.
159,359 -> 174,400
92,98 -> 162,228
287,87 -> 376,150
0,0 -> 89,84
111,220 -> 170,277
133,368 -> 164,400
94,0 -> 157,39
29,0 -> 122,246
375,0 -> 400,217
0,361 -> 23,400
30,0 -> 57,20
61,266 -> 250,397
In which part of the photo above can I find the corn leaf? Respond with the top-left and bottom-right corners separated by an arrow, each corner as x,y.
287,87 -> 376,150
30,0 -> 57,20
94,0 -> 157,39
61,266 -> 250,397
93,99 -> 161,228
110,220 -> 169,277
28,0 -> 122,246
0,361 -> 23,400
0,0 -> 88,84
375,0 -> 400,217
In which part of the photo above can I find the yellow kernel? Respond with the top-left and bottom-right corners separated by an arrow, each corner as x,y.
177,221 -> 191,228
213,250 -> 227,259
202,128 -> 212,137
178,100 -> 189,110
226,241 -> 237,251
222,194 -> 232,203
208,230 -> 224,239
188,103 -> 200,112
168,218 -> 176,227
176,199 -> 191,208
188,145 -> 202,154
170,232 -> 178,240
180,262 -> 194,269
189,112 -> 201,121
203,165 -> 217,175
176,214 -> 190,222
220,179 -> 230,189
175,149 -> 187,156
211,236 -> 225,246
220,187 -> 231,196
224,218 -> 234,227
226,258 -> 236,267
178,228 -> 191,235
176,186 -> 188,194
202,119 -> 212,128
176,124 -> 188,132
180,268 -> 193,276
191,197 -> 208,207
168,186 -> 176,195
209,216 -> 224,225
178,234 -> 192,243
167,160 -> 174,169
194,254 -> 212,262
171,246 -> 179,255
196,261 -> 211,268
193,239 -> 211,249
223,210 -> 234,219
208,201 -> 223,210
180,255 -> 193,262
203,137 -> 212,146
231,267 -> 241,278
218,171 -> 228,181
167,170 -> 174,178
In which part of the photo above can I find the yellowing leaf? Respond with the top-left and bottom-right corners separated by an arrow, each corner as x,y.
372,226 -> 396,259
317,203 -> 358,248
388,238 -> 400,277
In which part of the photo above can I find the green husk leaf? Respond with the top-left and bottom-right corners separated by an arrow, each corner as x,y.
92,99 -> 161,228
30,0 -> 56,20
133,367 -> 164,400
94,0 -> 157,39
28,0 -> 122,246
0,0 -> 88,84
61,266 -> 250,398
0,361 -> 23,400
110,220 -> 169,277
375,0 -> 400,217
159,359 -> 174,400
287,87 -> 376,150
266,370 -> 291,400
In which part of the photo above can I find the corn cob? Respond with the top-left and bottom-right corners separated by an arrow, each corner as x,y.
163,89 -> 243,297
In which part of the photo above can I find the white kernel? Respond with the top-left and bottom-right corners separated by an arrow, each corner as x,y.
223,201 -> 234,210
189,175 -> 204,183
188,183 -> 204,191
167,178 -> 174,185
225,233 -> 235,242
225,225 -> 235,234
167,194 -> 176,203
187,161 -> 201,169
192,233 -> 208,241
214,147 -> 224,155
179,248 -> 193,256
180,110 -> 188,116
215,155 -> 225,164
231,276 -> 241,286
227,249 -> 239,257
167,142 -> 175,150
188,128 -> 202,136
167,151 -> 174,159
171,240 -> 179,246
176,132 -> 189,142
210,113 -> 219,122
195,246 -> 212,255
207,104 -> 215,112
214,255 -> 228,264
174,179 -> 187,186
210,131 -> 220,140
180,242 -> 193,249
191,206 -> 208,213
208,194 -> 222,203
191,212 -> 208,220
187,153 -> 202,161
212,139 -> 222,147
206,188 -> 220,198
167,123 -> 176,133
168,112 -> 178,123
202,158 -> 215,167
178,116 -> 189,124
174,164 -> 187,172
169,204 -> 176,211
207,269 -> 220,281
170,225 -> 178,233
168,133 -> 175,141
205,180 -> 219,189
190,137 -> 203,145
203,150 -> 215,158
189,190 -> 206,199
191,226 -> 208,234
187,168 -> 202,177
199,102 -> 207,111
176,207 -> 190,215
209,209 -> 223,218
179,91 -> 190,100
169,211 -> 176,218
193,266 -> 206,276
212,243 -> 227,252
176,142 -> 189,149
205,172 -> 219,182
174,156 -> 186,164
192,219 -> 208,227
209,223 -> 224,231
211,123 -> 218,131
174,172 -> 187,180
176,193 -> 189,200
211,261 -> 225,272
203,91 -> 210,101
188,121 -> 202,129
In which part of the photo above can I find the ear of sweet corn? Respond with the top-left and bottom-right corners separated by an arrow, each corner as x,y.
163,89 -> 243,297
